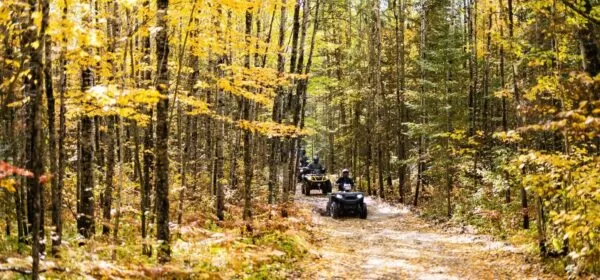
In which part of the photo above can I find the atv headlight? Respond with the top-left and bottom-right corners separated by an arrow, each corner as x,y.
335,194 -> 343,199
357,194 -> 363,199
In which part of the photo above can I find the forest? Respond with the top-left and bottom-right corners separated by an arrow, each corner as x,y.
0,0 -> 599,278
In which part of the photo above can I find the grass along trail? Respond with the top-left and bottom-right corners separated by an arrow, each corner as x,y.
297,188 -> 558,280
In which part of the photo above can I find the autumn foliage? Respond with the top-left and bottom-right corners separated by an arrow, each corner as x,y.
0,0 -> 599,278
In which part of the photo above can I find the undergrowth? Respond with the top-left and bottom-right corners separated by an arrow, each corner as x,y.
0,192 -> 316,279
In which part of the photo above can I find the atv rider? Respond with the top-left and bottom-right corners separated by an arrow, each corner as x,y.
297,149 -> 310,181
301,156 -> 332,194
335,169 -> 354,191
307,156 -> 326,174
299,148 -> 309,167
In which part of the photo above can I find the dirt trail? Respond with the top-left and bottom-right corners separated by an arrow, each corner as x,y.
297,189 -> 557,280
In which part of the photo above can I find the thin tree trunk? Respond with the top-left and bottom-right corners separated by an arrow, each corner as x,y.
79,69 -> 95,239
42,0 -> 58,256
141,108 -> 153,256
51,0 -> 68,255
243,8 -> 254,222
176,100 -> 186,227
281,0 -> 303,211
445,53 -> 453,217
76,123 -> 82,219
261,4 -> 278,68
373,0 -> 384,199
214,5 -> 226,222
94,116 -> 104,186
366,140 -> 372,196
24,0 -> 46,275
467,0 -> 475,136
508,0 -> 529,229
155,0 -> 171,262
482,9 -> 492,135
103,116 -> 115,235
393,0 -> 407,203
288,0 -> 302,81
140,0 -> 153,257
414,0 -> 426,207
499,18 -> 510,203
289,0 -> 312,196
111,117 -> 125,261
269,1 -> 287,206
188,14 -> 200,196
299,0 -> 320,130
102,0 -> 119,237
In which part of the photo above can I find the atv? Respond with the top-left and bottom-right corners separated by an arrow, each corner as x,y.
326,183 -> 367,219
300,168 -> 332,195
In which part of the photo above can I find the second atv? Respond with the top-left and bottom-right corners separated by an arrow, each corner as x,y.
300,167 -> 332,195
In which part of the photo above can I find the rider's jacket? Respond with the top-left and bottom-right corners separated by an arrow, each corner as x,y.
335,177 -> 354,190
307,162 -> 324,173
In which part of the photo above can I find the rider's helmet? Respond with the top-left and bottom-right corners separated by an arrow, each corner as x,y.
342,169 -> 349,177
313,156 -> 319,163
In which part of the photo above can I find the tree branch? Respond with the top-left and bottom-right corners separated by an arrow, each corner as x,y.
559,0 -> 600,26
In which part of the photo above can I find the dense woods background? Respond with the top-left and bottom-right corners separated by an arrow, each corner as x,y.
0,0 -> 599,278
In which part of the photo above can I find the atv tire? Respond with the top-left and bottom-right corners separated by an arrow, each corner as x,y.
330,202 -> 340,219
359,203 -> 368,219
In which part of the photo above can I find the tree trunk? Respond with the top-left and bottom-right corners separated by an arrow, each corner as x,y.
507,0 -> 529,229
299,0 -> 319,130
482,9 -> 492,135
23,0 -> 46,275
393,0 -> 407,203
141,108 -> 153,255
467,0 -> 475,136
102,0 -> 119,236
41,0 -> 58,256
499,20 -> 510,204
176,100 -> 186,227
445,58 -> 453,217
78,68 -> 95,239
155,0 -> 171,262
414,0 -> 427,207
243,9 -> 254,221
140,0 -> 153,257
103,117 -> 115,235
211,6 -> 226,222
51,0 -> 68,256
366,140 -> 372,196
269,0 -> 287,206
111,117 -> 125,261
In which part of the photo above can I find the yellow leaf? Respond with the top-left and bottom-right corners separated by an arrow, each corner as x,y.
0,178 -> 16,192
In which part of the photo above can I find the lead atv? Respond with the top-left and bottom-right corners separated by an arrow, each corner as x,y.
326,183 -> 367,219
300,168 -> 332,195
